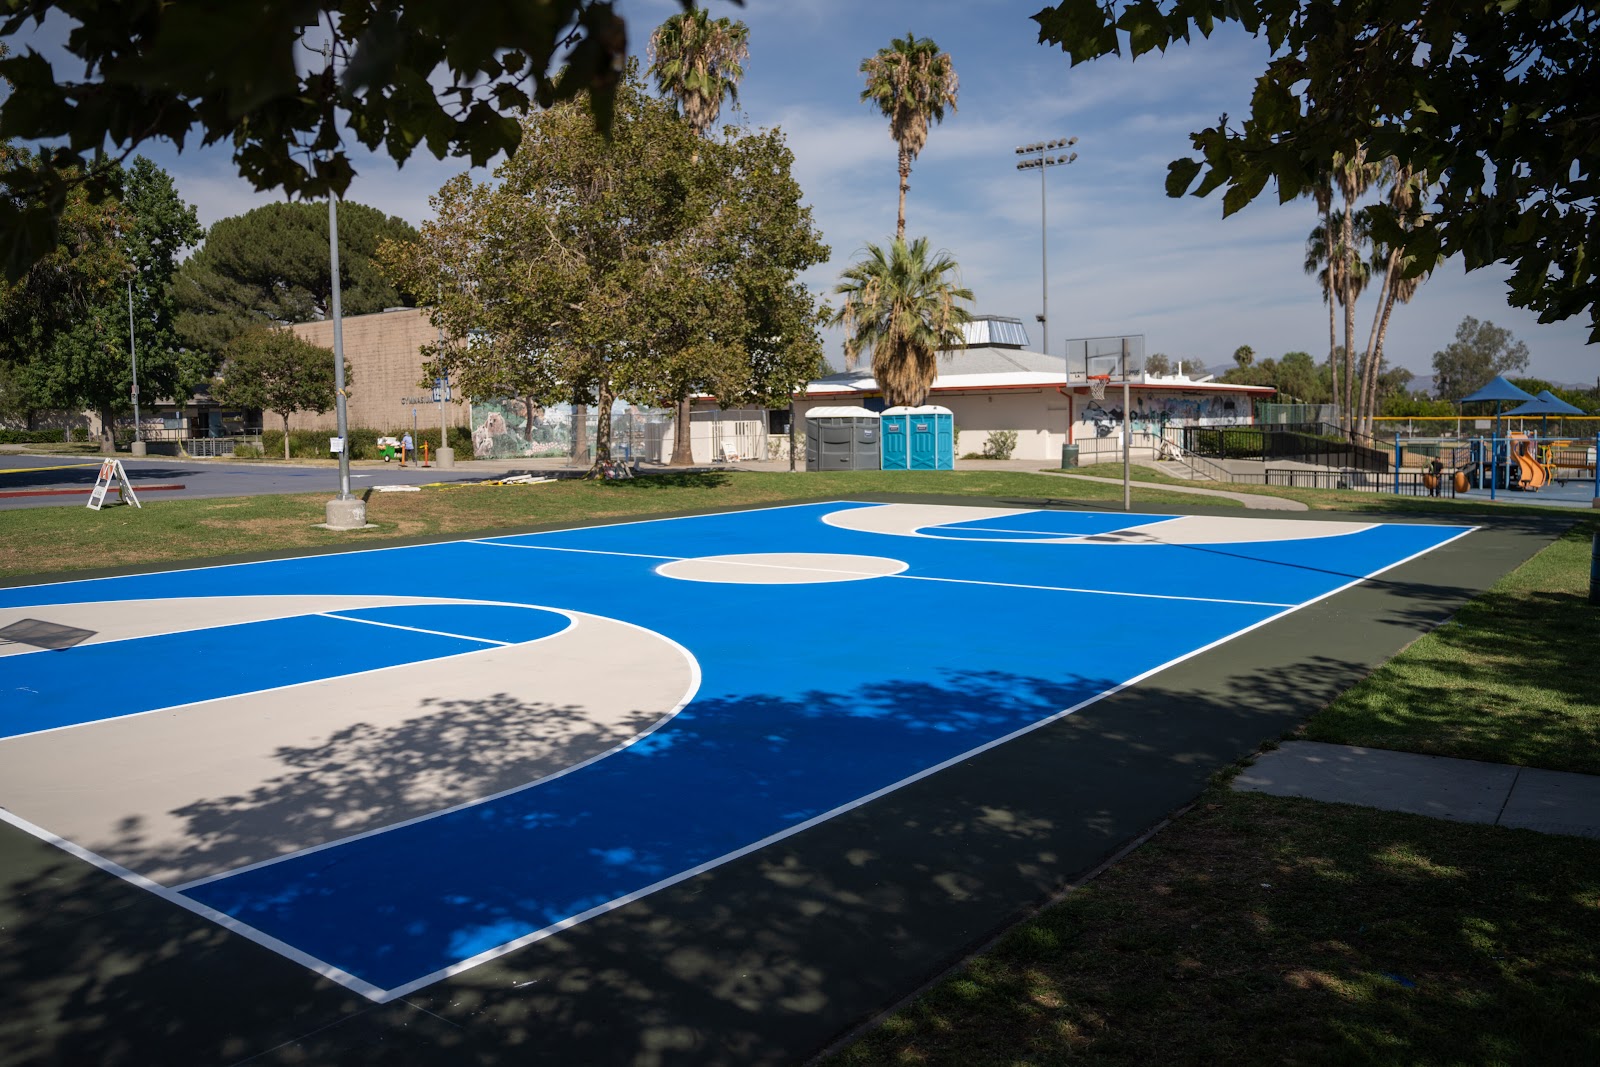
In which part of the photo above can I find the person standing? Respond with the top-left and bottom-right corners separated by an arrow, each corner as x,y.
401,431 -> 414,468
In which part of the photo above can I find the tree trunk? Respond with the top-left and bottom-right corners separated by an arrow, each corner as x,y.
1368,268 -> 1404,435
592,378 -> 614,470
525,395 -> 536,446
571,401 -> 589,465
670,392 -> 695,466
98,405 -> 116,453
281,412 -> 292,460
1358,252 -> 1397,437
1340,204 -> 1357,434
897,145 -> 910,241
1325,211 -> 1339,424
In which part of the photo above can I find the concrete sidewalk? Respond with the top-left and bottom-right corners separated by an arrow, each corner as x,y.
1234,740 -> 1600,840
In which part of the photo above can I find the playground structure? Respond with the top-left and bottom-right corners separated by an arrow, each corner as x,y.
1416,432 -> 1599,501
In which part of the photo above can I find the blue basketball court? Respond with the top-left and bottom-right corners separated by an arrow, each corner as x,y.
0,501 -> 1472,1002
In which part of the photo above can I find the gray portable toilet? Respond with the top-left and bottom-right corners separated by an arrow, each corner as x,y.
880,405 -> 955,470
805,406 -> 881,470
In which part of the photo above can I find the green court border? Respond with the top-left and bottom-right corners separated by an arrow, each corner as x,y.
0,496 -> 1575,1066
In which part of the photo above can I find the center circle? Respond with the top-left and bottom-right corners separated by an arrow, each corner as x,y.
656,552 -> 909,585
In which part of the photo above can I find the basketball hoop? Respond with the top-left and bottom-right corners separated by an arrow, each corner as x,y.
1088,374 -> 1111,400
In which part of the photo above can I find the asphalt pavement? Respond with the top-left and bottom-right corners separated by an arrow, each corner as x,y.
0,453 -> 505,510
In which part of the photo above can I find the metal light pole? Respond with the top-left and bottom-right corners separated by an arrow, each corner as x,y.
311,34 -> 362,528
1121,337 -> 1132,512
127,277 -> 146,456
1014,137 -> 1077,356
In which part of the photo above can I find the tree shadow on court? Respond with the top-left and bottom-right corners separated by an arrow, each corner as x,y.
81,694 -> 668,887
378,651 -> 1432,1066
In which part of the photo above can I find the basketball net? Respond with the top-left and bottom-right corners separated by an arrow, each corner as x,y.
1088,375 -> 1110,400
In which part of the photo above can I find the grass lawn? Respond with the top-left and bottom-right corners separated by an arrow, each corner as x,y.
1304,522 -> 1600,774
0,468 -> 1234,580
829,515 -> 1600,1065
829,791 -> 1600,1066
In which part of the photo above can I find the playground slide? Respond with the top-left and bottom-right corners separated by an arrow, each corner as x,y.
1514,451 -> 1547,489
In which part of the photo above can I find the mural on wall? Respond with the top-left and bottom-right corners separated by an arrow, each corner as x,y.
471,397 -> 568,459
1082,394 -> 1246,437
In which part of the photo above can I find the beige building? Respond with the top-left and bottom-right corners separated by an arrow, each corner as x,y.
286,308 -> 469,433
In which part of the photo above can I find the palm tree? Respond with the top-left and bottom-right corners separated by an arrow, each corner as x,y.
859,34 -> 958,240
648,9 -> 749,465
1357,163 -> 1434,436
1304,211 -> 1371,422
648,10 -> 749,147
1332,146 -> 1382,432
832,237 -> 973,407
1308,172 -> 1339,420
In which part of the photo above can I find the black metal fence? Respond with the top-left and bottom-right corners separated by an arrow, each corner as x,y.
1181,424 -> 1390,472
1261,468 -> 1455,498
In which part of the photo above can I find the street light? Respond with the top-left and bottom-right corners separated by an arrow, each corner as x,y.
1014,137 -> 1077,357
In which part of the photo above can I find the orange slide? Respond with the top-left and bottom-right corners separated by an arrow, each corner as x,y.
1515,452 -> 1547,489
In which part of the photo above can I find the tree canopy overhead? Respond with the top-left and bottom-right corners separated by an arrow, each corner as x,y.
0,0 -> 733,280
1033,1 -> 1600,341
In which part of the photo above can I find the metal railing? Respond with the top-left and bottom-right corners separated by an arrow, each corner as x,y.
1180,423 -> 1389,471
184,434 -> 264,457
1263,467 -> 1455,497
1139,430 -> 1239,482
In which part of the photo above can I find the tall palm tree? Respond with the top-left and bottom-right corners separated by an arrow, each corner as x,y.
648,10 -> 749,147
1305,211 -> 1371,421
1308,173 -> 1339,420
1332,146 -> 1382,432
859,34 -> 958,240
1358,163 -> 1434,436
832,237 -> 973,407
648,9 -> 749,465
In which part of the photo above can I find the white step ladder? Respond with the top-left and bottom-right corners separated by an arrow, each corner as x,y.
87,459 -> 141,510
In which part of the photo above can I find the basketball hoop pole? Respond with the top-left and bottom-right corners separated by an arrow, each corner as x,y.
1121,337 -> 1131,511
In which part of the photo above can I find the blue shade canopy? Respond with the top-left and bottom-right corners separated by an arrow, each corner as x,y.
1502,396 -> 1565,417
1534,389 -> 1585,414
1459,376 -> 1536,404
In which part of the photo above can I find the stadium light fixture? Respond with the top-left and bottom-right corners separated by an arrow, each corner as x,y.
1013,136 -> 1078,357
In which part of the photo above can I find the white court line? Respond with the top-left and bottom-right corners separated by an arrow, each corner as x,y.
318,612 -> 512,646
0,804 -> 388,1002
471,539 -> 1290,606
0,497 -> 852,596
889,573 -> 1297,608
0,603 -> 576,745
469,540 -> 678,562
934,517 -> 1178,539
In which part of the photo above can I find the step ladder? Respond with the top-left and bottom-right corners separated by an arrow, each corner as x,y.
87,459 -> 141,510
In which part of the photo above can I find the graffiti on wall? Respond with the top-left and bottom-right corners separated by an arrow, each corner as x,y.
1082,394 -> 1246,437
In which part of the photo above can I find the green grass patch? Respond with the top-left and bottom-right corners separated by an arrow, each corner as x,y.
1304,521 -> 1600,774
0,469 -> 1234,581
829,790 -> 1600,1066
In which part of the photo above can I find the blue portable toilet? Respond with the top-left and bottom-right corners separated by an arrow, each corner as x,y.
881,405 -> 955,470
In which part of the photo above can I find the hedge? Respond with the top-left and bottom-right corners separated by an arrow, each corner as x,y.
260,426 -> 475,461
0,429 -> 72,444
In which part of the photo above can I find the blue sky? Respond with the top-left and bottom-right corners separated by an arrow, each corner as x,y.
12,0 -> 1596,385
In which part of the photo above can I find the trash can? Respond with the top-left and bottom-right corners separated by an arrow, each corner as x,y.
1060,444 -> 1079,469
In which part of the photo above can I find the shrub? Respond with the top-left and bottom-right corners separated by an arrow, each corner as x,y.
261,426 -> 474,461
231,443 -> 264,459
0,429 -> 70,444
980,429 -> 1019,460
